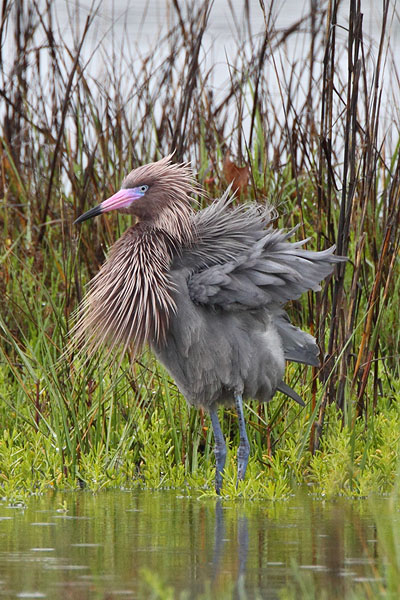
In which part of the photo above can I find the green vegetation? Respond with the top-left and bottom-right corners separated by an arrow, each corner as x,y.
1,0 -> 399,503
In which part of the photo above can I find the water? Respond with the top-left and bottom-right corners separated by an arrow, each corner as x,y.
4,0 -> 399,125
0,490 -> 389,599
2,0 -> 399,179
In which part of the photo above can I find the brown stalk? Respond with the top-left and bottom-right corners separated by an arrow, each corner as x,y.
38,14 -> 92,244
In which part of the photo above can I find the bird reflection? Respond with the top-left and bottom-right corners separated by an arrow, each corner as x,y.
234,510 -> 249,600
209,500 -> 249,599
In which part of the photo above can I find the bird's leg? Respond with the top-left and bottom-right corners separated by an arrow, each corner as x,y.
235,393 -> 250,485
209,407 -> 227,494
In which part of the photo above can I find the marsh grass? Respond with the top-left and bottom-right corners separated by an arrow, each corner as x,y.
0,0 -> 399,499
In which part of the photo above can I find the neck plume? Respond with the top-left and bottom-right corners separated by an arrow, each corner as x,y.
71,225 -> 176,357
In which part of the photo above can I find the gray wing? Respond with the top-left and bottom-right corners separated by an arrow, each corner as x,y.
184,195 -> 345,368
187,221 -> 343,309
180,190 -> 275,270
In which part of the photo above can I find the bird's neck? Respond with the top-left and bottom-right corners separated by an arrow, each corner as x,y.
72,225 -> 177,357
149,201 -> 195,247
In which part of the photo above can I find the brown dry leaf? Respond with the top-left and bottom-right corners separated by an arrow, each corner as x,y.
223,151 -> 250,195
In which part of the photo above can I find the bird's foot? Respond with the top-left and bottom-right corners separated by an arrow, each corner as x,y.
215,471 -> 223,495
235,393 -> 250,487
214,444 -> 227,494
236,441 -> 250,486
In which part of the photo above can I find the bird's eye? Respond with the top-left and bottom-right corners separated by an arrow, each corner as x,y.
139,185 -> 149,193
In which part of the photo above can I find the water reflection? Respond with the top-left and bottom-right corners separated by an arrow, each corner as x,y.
209,501 -> 249,598
0,490 -> 386,599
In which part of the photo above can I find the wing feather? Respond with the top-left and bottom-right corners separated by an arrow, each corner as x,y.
185,195 -> 345,310
176,195 -> 346,366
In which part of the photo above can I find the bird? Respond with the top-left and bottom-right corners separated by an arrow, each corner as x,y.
73,154 -> 344,494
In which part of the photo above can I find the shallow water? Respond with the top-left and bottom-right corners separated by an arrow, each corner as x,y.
0,490 -> 388,599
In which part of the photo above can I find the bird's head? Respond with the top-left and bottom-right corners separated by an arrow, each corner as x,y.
75,155 -> 197,241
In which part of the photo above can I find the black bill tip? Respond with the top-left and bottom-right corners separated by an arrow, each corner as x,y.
74,205 -> 103,224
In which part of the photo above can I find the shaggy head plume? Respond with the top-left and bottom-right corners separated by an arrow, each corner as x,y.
120,155 -> 197,244
72,155 -> 199,357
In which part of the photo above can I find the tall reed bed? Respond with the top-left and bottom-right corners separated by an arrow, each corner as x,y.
0,0 -> 399,495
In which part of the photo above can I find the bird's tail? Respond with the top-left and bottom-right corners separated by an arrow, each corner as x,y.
274,310 -> 320,367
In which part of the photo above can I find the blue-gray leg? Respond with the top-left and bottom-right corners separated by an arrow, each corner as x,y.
235,393 -> 250,484
209,407 -> 227,494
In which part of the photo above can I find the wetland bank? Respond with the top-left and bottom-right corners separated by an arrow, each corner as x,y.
1,0 -> 400,597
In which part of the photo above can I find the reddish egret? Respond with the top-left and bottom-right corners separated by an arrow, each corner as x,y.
74,155 -> 344,493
